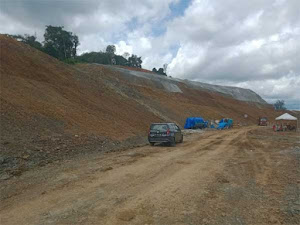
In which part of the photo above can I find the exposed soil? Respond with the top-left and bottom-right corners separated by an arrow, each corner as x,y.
1,35 -> 299,224
0,126 -> 299,225
0,35 -> 282,176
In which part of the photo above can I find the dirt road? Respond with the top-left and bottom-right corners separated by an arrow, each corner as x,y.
1,127 -> 299,225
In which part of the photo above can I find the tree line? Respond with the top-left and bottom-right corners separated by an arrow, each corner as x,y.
78,45 -> 142,68
7,26 -> 143,68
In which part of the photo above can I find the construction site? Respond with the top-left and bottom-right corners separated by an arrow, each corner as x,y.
0,35 -> 300,224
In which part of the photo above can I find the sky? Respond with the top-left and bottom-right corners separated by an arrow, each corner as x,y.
1,0 -> 299,109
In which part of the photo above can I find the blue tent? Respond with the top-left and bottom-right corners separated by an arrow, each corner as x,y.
184,117 -> 207,129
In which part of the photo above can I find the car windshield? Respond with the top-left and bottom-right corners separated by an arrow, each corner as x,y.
150,124 -> 168,131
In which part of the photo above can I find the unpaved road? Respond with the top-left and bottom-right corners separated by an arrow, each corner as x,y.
1,127 -> 299,225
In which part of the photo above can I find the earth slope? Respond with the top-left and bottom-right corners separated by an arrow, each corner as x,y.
0,35 -> 279,173
109,65 -> 267,104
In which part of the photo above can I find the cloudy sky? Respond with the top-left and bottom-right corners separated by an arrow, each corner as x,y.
1,0 -> 299,109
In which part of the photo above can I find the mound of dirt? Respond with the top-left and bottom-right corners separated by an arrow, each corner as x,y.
0,35 -> 280,175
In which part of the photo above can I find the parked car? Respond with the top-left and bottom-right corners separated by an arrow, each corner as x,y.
148,123 -> 183,146
258,117 -> 267,126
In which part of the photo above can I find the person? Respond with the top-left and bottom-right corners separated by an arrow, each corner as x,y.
283,124 -> 287,131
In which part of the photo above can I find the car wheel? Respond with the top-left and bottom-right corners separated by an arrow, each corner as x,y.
170,138 -> 176,147
179,135 -> 183,143
150,142 -> 155,146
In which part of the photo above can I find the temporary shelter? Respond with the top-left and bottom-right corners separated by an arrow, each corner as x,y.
275,113 -> 298,131
275,113 -> 297,121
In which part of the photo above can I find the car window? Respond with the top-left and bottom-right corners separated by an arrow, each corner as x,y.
150,124 -> 168,131
168,124 -> 175,131
170,124 -> 179,131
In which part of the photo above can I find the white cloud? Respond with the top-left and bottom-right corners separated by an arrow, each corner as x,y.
236,73 -> 300,105
1,0 -> 299,108
115,41 -> 133,56
78,34 -> 108,54
164,0 -> 300,108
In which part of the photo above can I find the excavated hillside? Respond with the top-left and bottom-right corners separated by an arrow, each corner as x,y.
0,35 -> 279,175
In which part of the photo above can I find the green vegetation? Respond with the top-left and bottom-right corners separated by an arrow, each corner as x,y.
6,26 -> 143,68
77,50 -> 142,68
7,26 -> 168,73
152,64 -> 168,76
152,67 -> 167,76
9,34 -> 43,51
274,100 -> 286,110
43,25 -> 79,60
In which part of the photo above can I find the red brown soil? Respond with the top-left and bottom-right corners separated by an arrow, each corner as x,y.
0,35 -> 282,175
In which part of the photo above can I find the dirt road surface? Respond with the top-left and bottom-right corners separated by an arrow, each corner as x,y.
1,127 -> 299,225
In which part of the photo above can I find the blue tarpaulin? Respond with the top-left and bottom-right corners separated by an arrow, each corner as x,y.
217,118 -> 233,129
184,117 -> 207,129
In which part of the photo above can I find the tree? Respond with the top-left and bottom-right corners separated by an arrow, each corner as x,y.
152,67 -> 167,76
76,51 -> 129,66
163,63 -> 168,75
127,54 -> 142,68
71,35 -> 79,58
274,100 -> 286,110
43,43 -> 59,59
122,52 -> 130,60
23,34 -> 43,50
115,55 -> 128,66
157,68 -> 166,76
77,51 -> 111,64
43,25 -> 79,60
106,45 -> 116,55
9,34 -> 43,50
105,45 -> 117,64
